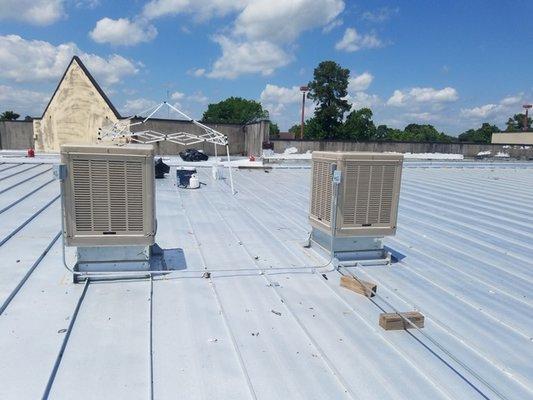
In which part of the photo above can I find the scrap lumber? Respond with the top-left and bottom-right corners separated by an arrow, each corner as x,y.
379,312 -> 425,330
340,275 -> 377,297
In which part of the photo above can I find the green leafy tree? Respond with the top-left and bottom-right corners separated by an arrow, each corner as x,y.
269,122 -> 280,138
505,113 -> 532,131
458,123 -> 500,143
0,111 -> 20,120
306,61 -> 350,139
342,108 -> 376,140
403,124 -> 454,142
202,97 -> 268,124
288,124 -> 301,136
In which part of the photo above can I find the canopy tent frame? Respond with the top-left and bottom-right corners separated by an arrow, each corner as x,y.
98,101 -> 235,194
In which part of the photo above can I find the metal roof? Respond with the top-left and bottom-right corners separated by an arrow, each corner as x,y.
0,158 -> 532,400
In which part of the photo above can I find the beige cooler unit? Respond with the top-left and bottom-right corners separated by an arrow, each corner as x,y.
60,144 -> 156,247
309,151 -> 403,263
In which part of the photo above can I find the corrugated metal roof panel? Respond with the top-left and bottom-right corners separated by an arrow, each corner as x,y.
0,158 -> 532,400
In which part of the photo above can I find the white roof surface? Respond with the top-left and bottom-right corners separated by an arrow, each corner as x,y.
0,157 -> 532,400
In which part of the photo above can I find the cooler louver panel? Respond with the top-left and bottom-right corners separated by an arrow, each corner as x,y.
71,159 -> 145,233
309,151 -> 403,237
342,163 -> 397,227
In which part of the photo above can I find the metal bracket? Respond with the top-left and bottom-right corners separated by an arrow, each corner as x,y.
53,164 -> 67,181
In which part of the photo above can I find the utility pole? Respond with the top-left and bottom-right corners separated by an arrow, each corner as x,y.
299,86 -> 308,139
523,104 -> 532,131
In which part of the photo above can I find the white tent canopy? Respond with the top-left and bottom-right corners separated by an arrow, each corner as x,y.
98,101 -> 235,194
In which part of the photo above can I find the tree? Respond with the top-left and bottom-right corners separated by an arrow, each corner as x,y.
202,97 -> 268,124
458,123 -> 500,143
342,108 -> 376,140
269,122 -> 280,138
403,124 -> 454,142
0,111 -> 20,120
505,113 -> 532,132
306,61 -> 350,139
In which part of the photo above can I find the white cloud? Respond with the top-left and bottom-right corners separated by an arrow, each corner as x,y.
0,0 -> 65,26
461,94 -> 525,120
122,98 -> 159,115
188,92 -> 209,103
387,87 -> 458,106
335,28 -> 383,52
0,85 -> 50,116
170,91 -> 185,101
235,0 -> 344,43
461,104 -> 499,119
323,19 -> 343,33
208,36 -> 291,79
361,7 -> 399,23
348,72 -> 374,92
499,94 -> 522,106
201,0 -> 345,79
0,35 -> 139,85
260,84 -> 302,105
143,0 -> 247,20
188,68 -> 206,77
76,0 -> 100,8
90,18 -> 157,46
347,92 -> 381,110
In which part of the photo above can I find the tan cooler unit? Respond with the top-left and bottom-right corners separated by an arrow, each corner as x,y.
309,152 -> 403,264
60,144 -> 156,247
310,151 -> 403,236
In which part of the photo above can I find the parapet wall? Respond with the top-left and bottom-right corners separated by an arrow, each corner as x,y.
270,139 -> 533,159
0,121 -> 34,150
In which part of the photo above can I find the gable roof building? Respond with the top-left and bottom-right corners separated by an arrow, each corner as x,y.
33,56 -> 122,152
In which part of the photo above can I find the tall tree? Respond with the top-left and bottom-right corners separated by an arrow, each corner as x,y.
0,111 -> 20,121
306,61 -> 350,139
505,113 -> 532,131
202,97 -> 268,124
342,108 -> 376,140
458,123 -> 500,143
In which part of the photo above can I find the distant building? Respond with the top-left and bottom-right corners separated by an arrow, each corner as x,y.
33,56 -> 122,152
492,132 -> 533,145
278,131 -> 295,140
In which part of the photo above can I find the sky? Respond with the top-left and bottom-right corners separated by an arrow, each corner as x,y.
0,0 -> 531,135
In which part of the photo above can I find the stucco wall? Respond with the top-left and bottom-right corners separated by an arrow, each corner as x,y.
492,132 -> 533,145
33,59 -> 119,152
271,139 -> 533,159
0,120 -> 34,149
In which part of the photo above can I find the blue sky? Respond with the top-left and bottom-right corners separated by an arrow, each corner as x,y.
0,0 -> 531,134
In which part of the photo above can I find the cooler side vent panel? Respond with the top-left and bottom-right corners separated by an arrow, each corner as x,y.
310,160 -> 332,224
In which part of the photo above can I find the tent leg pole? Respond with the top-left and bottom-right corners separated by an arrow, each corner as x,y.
226,144 -> 235,195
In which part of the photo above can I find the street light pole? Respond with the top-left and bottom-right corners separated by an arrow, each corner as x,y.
300,86 -> 308,139
523,104 -> 532,131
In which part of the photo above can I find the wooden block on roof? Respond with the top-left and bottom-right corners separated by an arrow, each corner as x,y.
379,312 -> 425,330
340,275 -> 376,297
